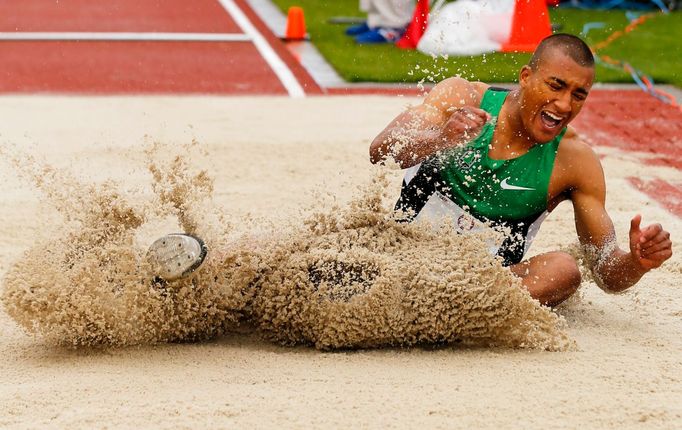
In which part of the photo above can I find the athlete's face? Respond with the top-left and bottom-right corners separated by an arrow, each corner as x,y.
518,51 -> 595,143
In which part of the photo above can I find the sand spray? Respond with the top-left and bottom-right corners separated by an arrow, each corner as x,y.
1,142 -> 574,350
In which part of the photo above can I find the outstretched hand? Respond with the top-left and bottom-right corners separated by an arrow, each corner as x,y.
629,214 -> 673,270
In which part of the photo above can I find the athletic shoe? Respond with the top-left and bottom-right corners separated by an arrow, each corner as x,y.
345,22 -> 370,36
354,27 -> 404,44
147,234 -> 208,281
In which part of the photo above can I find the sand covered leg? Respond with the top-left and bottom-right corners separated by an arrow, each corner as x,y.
510,251 -> 582,307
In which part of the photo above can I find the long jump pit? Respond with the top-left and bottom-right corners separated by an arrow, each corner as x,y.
0,93 -> 680,429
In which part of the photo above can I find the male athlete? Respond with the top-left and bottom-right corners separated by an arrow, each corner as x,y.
147,34 -> 671,307
368,34 -> 672,306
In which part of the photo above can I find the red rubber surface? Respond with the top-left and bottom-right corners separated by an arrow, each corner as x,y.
0,0 -> 240,32
573,90 -> 682,170
0,41 -> 286,94
628,178 -> 682,218
573,90 -> 682,217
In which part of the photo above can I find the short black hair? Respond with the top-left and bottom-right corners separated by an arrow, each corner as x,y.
529,34 -> 595,70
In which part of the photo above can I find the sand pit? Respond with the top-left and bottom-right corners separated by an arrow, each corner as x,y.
1,96 -> 681,428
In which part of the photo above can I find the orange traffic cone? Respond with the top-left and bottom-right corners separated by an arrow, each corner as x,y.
501,0 -> 552,53
284,6 -> 307,41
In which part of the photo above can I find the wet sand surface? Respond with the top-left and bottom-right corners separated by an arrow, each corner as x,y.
1,96 -> 680,428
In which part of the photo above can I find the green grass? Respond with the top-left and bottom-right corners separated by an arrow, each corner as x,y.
271,1 -> 682,86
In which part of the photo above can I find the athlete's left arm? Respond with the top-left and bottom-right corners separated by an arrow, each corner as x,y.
567,140 -> 673,292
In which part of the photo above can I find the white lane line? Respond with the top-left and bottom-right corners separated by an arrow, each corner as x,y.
216,0 -> 305,98
0,32 -> 252,42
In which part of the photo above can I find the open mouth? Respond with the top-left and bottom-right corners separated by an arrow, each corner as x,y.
540,110 -> 565,130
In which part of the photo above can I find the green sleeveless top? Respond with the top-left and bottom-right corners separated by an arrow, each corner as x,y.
438,88 -> 566,222
394,87 -> 567,265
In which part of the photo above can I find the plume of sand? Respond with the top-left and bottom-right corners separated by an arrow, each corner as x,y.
246,173 -> 574,351
1,144 -> 250,346
2,143 -> 574,350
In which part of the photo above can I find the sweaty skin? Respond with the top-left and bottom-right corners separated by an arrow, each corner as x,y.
370,50 -> 673,306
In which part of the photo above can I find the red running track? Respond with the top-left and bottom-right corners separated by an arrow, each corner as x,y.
0,0 -> 241,33
0,41 -> 286,94
0,0 -> 319,94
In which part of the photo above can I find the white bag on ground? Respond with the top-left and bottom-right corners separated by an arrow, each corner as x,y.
417,0 -> 514,56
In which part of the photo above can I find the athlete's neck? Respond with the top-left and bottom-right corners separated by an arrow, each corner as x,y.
490,90 -> 536,159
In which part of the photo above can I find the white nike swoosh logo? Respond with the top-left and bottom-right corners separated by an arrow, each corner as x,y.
500,178 -> 535,191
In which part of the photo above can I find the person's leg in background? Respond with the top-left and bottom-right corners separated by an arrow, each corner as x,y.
349,0 -> 415,43
345,0 -> 372,36
356,0 -> 415,44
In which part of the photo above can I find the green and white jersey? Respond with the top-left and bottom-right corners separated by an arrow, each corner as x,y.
396,87 -> 566,266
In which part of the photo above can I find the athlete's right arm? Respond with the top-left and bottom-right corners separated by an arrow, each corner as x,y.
369,77 -> 489,168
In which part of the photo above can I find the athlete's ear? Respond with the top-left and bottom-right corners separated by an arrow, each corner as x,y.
519,65 -> 532,88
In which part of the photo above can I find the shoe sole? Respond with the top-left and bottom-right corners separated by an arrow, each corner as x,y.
147,234 -> 208,281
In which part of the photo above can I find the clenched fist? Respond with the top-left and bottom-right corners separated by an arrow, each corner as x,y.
441,106 -> 491,145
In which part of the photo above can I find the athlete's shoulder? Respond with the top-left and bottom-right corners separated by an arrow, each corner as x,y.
556,130 -> 605,193
424,77 -> 488,110
558,129 -> 599,162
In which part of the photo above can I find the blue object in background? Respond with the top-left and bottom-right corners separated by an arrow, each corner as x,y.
345,22 -> 370,36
